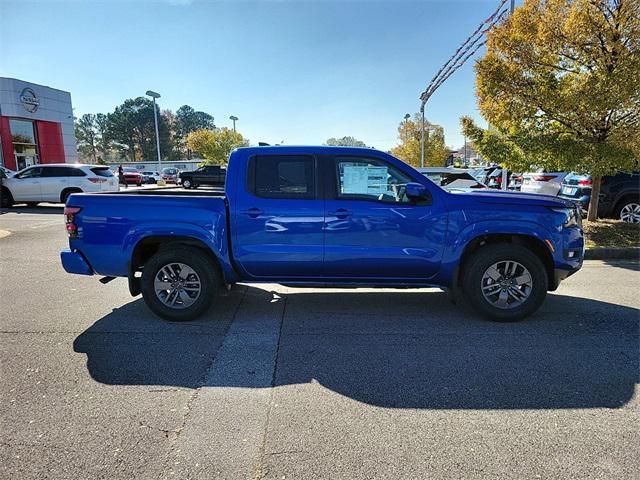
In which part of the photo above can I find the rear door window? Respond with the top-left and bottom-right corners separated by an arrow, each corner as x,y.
42,167 -> 85,177
250,155 -> 315,199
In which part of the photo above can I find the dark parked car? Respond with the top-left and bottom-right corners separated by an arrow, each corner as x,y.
179,165 -> 226,189
558,172 -> 640,222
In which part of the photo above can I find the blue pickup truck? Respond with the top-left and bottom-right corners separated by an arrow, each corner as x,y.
61,146 -> 584,322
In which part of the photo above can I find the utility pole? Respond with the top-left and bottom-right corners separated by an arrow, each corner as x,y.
464,135 -> 468,165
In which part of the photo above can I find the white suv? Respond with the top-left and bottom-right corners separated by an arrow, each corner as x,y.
0,164 -> 119,207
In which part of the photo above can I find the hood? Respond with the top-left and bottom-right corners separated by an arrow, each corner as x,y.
461,189 -> 574,208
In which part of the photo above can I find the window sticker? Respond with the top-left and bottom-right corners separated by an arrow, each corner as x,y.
342,165 -> 389,195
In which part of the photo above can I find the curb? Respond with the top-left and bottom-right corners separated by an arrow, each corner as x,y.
584,247 -> 640,260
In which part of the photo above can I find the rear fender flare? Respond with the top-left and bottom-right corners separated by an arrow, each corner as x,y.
123,221 -> 237,284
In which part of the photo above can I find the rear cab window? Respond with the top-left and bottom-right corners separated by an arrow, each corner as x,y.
248,155 -> 315,199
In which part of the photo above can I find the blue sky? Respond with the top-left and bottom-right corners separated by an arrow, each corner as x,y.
0,0 -> 506,150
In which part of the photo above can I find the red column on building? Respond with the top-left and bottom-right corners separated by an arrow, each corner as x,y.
36,121 -> 66,163
0,117 -> 15,170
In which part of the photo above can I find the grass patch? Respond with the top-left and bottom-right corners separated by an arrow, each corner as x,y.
583,219 -> 640,249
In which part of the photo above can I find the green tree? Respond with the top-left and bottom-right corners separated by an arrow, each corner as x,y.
108,97 -> 171,162
162,110 -> 185,161
75,114 -> 98,163
475,0 -> 640,220
175,105 -> 216,159
186,128 -> 249,165
94,113 -> 112,162
390,113 -> 449,167
325,136 -> 368,147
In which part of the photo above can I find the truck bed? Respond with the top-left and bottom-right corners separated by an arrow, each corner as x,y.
65,189 -> 232,279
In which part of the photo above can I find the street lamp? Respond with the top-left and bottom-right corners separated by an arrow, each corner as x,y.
404,113 -> 410,122
146,90 -> 162,172
229,115 -> 238,132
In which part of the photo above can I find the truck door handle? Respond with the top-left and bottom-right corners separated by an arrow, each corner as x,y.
329,209 -> 352,219
241,208 -> 263,218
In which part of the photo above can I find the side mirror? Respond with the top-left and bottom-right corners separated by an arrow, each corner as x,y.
405,182 -> 431,203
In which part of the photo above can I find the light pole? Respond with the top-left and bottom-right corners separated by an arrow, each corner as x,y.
420,106 -> 425,168
229,115 -> 238,132
146,90 -> 162,172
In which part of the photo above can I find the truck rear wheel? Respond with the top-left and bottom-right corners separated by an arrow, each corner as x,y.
463,244 -> 548,322
141,246 -> 219,321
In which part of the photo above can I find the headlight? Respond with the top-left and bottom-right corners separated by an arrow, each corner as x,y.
551,207 -> 581,228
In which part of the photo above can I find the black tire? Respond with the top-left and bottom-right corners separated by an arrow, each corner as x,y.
141,246 -> 220,321
26,202 -> 39,207
463,244 -> 548,322
182,179 -> 192,189
61,188 -> 82,204
1,187 -> 14,208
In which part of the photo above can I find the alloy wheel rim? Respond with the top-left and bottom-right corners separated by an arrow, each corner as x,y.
481,260 -> 533,310
620,203 -> 640,223
154,262 -> 201,309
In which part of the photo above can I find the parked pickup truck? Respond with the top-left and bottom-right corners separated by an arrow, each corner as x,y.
60,146 -> 584,322
179,165 -> 226,189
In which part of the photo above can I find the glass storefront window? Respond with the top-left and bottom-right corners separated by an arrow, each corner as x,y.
13,145 -> 37,155
10,119 -> 37,145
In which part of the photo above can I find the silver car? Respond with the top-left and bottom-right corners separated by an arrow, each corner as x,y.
520,170 -> 568,196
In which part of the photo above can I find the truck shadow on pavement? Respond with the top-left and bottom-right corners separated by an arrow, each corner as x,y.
74,287 -> 639,410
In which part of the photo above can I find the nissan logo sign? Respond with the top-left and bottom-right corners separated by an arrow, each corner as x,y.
19,88 -> 40,113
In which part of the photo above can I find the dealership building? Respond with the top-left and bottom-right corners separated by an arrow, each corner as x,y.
0,77 -> 77,171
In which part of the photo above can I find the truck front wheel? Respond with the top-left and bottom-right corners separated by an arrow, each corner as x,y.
463,244 -> 548,322
141,246 -> 219,321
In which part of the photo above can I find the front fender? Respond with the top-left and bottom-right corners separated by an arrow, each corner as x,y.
122,220 -> 237,283
440,219 -> 558,286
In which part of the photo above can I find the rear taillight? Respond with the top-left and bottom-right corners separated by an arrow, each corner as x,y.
88,177 -> 107,183
532,175 -> 556,182
64,206 -> 82,239
577,179 -> 592,186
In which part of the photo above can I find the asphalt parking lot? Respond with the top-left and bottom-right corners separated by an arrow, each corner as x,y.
1,205 -> 638,480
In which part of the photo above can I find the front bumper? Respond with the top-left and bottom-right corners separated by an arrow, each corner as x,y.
61,249 -> 94,275
549,226 -> 584,290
